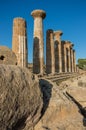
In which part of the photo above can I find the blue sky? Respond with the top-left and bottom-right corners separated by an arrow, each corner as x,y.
0,0 -> 86,63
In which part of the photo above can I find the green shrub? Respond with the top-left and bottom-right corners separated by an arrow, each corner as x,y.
78,59 -> 86,70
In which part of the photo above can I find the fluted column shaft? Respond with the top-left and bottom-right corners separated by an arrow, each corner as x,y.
46,29 -> 55,74
64,46 -> 67,72
62,41 -> 67,72
73,50 -> 76,72
70,48 -> 74,72
31,10 -> 46,74
12,18 -> 28,67
54,31 -> 63,73
67,47 -> 71,72
33,17 -> 44,74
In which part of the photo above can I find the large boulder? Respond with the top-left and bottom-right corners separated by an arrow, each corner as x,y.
0,46 -> 17,65
0,65 -> 43,130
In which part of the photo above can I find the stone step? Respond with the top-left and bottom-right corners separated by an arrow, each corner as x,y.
45,72 -> 77,79
46,74 -> 70,80
46,74 -> 78,82
51,76 -> 72,82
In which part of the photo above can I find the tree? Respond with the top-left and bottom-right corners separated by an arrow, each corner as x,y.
78,59 -> 86,70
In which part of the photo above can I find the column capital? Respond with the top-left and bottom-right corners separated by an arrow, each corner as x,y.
31,9 -> 46,19
65,41 -> 73,47
70,44 -> 74,49
54,30 -> 63,36
62,41 -> 73,48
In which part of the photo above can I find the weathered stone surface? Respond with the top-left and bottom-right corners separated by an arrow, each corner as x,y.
31,10 -> 46,19
61,73 -> 86,107
46,29 -> 55,74
54,31 -> 63,73
34,74 -> 86,130
31,9 -> 46,74
0,65 -> 43,130
73,49 -> 76,72
12,17 -> 28,67
61,41 -> 73,73
0,46 -> 17,65
70,44 -> 74,72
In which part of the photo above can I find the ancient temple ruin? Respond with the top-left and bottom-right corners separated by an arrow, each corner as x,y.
0,9 -> 77,74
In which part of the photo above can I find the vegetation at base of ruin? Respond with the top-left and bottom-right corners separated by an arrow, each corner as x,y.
78,59 -> 86,70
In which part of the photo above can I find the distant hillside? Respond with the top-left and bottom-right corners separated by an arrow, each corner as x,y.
78,59 -> 86,70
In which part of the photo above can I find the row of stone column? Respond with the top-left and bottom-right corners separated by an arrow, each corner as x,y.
12,9 -> 76,74
46,30 -> 76,74
31,9 -> 76,74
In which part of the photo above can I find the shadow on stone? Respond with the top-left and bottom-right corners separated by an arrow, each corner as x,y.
33,37 -> 40,74
54,40 -> 59,73
39,79 -> 53,118
42,126 -> 50,130
12,116 -> 27,130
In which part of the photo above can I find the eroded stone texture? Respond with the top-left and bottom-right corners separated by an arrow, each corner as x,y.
34,76 -> 86,130
70,45 -> 74,72
46,29 -> 55,74
0,65 -> 43,130
0,46 -> 17,65
61,41 -> 73,73
54,31 -> 63,73
65,41 -> 72,73
61,41 -> 67,72
31,10 -> 46,74
12,17 -> 28,67
73,49 -> 76,72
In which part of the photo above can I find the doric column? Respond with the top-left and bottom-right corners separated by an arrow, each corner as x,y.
61,41 -> 67,72
73,50 -> 76,72
31,9 -> 46,74
65,41 -> 71,73
68,48 -> 71,72
12,17 -> 28,67
46,29 -> 55,74
54,31 -> 63,73
70,46 -> 74,72
66,48 -> 71,72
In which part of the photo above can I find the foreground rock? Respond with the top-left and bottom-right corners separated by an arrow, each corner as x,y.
34,74 -> 86,130
60,73 -> 86,107
0,65 -> 43,130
